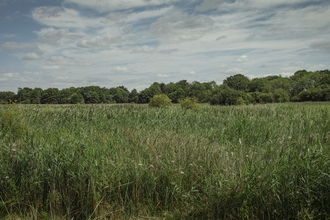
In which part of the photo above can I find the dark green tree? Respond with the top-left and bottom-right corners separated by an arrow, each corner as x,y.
249,78 -> 271,93
223,74 -> 250,92
129,89 -> 139,103
30,88 -> 43,104
41,88 -> 59,104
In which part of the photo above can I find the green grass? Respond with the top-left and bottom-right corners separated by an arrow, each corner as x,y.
0,103 -> 330,219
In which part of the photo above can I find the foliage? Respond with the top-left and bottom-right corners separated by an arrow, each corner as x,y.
236,97 -> 245,105
210,84 -> 244,105
178,96 -> 198,110
1,69 -> 330,106
223,74 -> 251,92
148,94 -> 172,107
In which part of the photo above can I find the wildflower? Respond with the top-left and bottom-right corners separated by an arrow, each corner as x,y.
258,175 -> 261,179
189,163 -> 193,166
232,173 -> 236,176
149,165 -> 154,168
138,164 -> 142,166
171,160 -> 175,164
254,152 -> 258,155
158,155 -> 162,158
5,176 -> 9,179
246,155 -> 248,157
180,171 -> 184,175
47,169 -> 51,172
223,169 -> 227,172
11,149 -> 16,152
296,191 -> 299,194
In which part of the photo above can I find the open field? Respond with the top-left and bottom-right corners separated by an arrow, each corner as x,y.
0,103 -> 330,219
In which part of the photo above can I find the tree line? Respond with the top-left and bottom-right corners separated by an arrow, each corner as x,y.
1,69 -> 329,105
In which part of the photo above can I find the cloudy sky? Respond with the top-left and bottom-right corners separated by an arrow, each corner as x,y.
0,0 -> 329,92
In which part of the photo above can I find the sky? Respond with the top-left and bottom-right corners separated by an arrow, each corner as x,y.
0,0 -> 330,93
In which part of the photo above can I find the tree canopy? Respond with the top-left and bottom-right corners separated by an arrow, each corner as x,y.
1,69 -> 329,106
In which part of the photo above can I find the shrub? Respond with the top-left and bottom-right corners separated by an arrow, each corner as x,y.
236,97 -> 245,105
179,97 -> 199,110
148,94 -> 172,107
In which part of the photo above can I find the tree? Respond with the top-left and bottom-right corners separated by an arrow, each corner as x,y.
0,91 -> 16,104
210,84 -> 244,105
114,87 -> 129,103
17,87 -> 33,103
41,88 -> 59,104
168,87 -> 186,103
223,74 -> 250,92
30,88 -> 43,104
138,84 -> 162,103
249,78 -> 271,93
129,89 -> 139,103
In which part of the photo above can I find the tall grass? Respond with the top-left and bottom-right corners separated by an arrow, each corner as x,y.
0,103 -> 329,219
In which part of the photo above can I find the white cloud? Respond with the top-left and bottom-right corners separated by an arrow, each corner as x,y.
37,28 -> 83,44
157,74 -> 169,78
259,63 -> 280,68
32,7 -> 100,29
195,0 -> 220,12
64,0 -> 180,12
309,64 -> 326,70
190,71 -> 196,75
47,56 -> 75,65
77,36 -> 122,48
21,53 -> 41,61
280,72 -> 294,77
220,68 -> 247,75
40,66 -> 61,71
112,67 -> 132,74
33,6 -> 64,18
0,42 -> 38,50
310,40 -> 330,52
216,35 -> 227,41
150,11 -> 215,42
1,72 -> 20,78
132,45 -> 156,54
237,55 -> 249,62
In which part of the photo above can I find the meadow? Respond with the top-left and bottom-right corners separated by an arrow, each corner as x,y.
0,103 -> 329,219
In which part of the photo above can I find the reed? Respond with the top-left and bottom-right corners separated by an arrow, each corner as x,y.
0,103 -> 329,219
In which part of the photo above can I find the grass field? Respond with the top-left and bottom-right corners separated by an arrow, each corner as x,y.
0,103 -> 330,219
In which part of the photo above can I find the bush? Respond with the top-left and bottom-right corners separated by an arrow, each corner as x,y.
148,94 -> 172,107
179,97 -> 199,110
236,97 -> 245,105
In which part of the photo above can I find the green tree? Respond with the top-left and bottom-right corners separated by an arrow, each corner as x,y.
168,87 -> 186,103
17,87 -> 33,103
30,88 -> 43,104
223,74 -> 250,92
249,78 -> 271,93
41,88 -> 59,104
129,89 -> 139,103
210,84 -> 244,105
114,87 -> 129,103
138,84 -> 162,103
